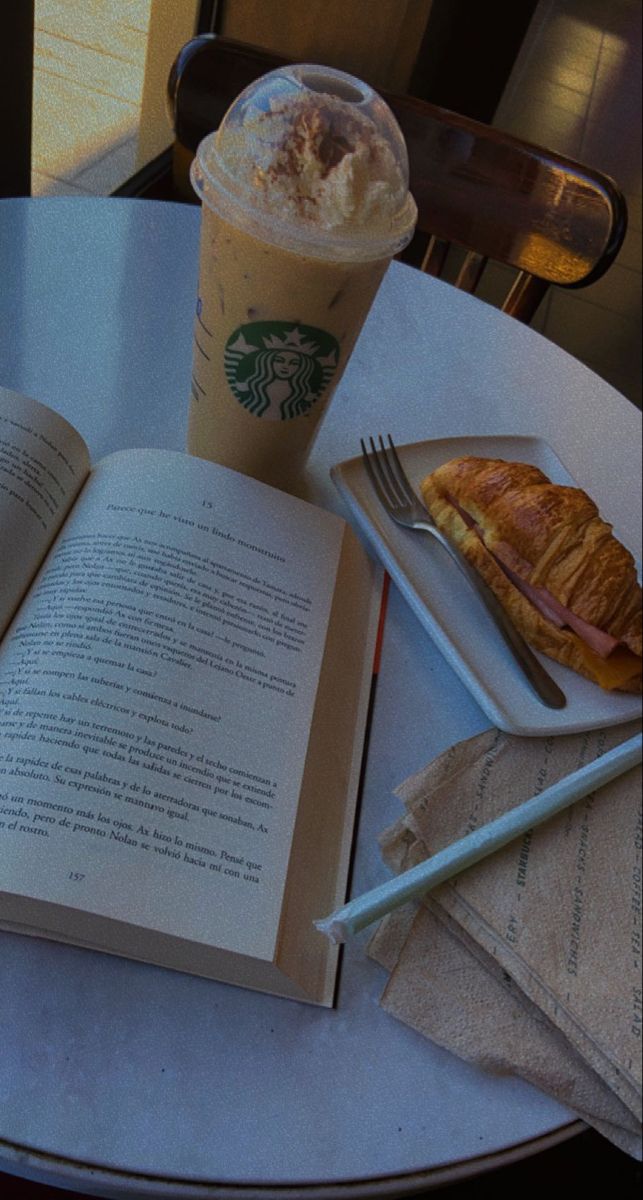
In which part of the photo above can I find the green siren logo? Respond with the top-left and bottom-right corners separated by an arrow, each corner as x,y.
224,321 -> 339,420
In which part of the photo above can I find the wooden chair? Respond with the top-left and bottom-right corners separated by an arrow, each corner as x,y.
167,34 -> 628,324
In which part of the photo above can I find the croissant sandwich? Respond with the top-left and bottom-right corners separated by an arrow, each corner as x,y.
420,456 -> 642,693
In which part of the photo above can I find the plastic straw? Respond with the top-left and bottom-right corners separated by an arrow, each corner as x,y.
315,731 -> 642,944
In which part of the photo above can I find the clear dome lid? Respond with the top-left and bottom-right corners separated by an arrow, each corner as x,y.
191,63 -> 417,261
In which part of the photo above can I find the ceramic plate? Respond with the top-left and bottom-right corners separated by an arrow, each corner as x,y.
331,435 -> 642,737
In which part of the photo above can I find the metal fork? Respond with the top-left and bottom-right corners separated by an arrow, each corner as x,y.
361,435 -> 566,709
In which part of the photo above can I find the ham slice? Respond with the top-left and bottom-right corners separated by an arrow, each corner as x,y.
490,550 -> 620,659
447,494 -> 621,660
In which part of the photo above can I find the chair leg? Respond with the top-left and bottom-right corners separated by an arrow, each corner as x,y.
420,235 -> 450,277
455,251 -> 487,292
502,272 -> 549,324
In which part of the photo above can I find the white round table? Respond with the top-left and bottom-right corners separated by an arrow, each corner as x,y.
0,198 -> 640,1198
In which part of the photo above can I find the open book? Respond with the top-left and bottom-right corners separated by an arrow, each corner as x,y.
0,386 -> 381,1005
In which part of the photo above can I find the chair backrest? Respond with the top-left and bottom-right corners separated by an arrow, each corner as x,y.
168,34 -> 627,324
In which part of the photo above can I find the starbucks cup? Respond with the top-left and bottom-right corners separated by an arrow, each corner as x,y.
187,62 -> 417,493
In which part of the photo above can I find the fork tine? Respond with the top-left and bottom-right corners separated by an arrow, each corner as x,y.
367,436 -> 401,506
375,435 -> 407,506
360,437 -> 395,512
383,435 -> 417,506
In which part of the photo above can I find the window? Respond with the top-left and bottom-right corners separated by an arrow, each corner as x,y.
31,0 -> 203,196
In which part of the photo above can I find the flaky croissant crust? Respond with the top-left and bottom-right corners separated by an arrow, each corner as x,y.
420,456 -> 642,666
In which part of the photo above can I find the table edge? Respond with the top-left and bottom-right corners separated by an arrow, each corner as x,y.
0,1121 -> 585,1197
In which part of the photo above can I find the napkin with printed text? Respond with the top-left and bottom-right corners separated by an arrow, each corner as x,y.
369,721 -> 642,1158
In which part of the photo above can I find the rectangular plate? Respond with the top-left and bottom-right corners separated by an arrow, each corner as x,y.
331,435 -> 642,737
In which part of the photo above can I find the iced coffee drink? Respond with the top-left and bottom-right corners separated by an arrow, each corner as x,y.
188,64 -> 417,492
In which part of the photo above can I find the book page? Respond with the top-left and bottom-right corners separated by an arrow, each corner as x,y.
0,387 -> 90,636
0,450 -> 345,962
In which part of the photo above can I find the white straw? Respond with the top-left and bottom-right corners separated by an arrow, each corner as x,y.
315,731 -> 642,943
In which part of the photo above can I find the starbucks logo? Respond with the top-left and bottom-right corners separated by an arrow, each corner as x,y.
224,321 -> 340,421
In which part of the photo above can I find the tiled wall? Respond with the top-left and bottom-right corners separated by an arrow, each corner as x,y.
492,0 -> 642,408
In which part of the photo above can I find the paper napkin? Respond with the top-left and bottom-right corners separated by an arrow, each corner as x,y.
369,721 -> 643,1158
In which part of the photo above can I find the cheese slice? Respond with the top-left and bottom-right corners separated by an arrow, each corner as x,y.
575,642 -> 641,691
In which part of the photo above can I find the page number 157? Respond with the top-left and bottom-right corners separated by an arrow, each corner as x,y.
68,872 -> 86,882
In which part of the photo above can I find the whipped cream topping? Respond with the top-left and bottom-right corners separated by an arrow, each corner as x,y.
215,91 -> 410,234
